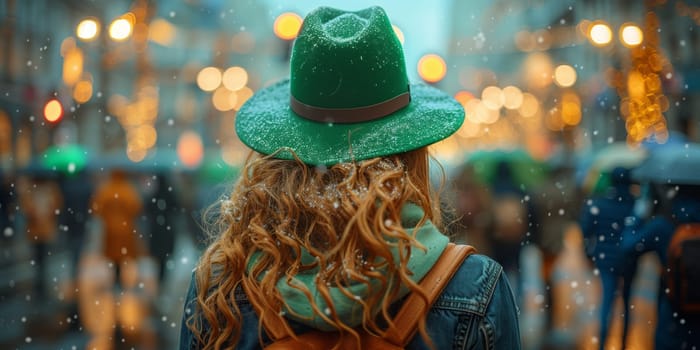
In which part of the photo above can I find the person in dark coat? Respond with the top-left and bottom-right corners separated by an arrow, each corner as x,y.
145,172 -> 179,282
487,160 -> 538,298
622,184 -> 700,350
59,170 -> 93,274
578,167 -> 637,350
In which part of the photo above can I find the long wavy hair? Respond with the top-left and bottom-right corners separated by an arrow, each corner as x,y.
188,146 -> 444,349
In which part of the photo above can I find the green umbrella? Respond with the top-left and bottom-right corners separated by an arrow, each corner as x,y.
464,148 -> 548,189
197,153 -> 240,184
41,143 -> 89,175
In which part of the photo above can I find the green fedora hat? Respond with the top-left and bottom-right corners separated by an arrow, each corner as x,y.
235,6 -> 464,166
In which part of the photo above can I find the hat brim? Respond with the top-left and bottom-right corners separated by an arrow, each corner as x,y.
235,80 -> 465,166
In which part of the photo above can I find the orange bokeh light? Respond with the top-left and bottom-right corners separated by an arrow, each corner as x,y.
274,12 -> 303,40
417,54 -> 447,83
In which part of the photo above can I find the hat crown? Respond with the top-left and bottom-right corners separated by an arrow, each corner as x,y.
290,7 -> 409,112
323,13 -> 368,40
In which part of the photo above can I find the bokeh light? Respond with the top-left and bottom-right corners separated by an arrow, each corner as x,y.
212,87 -> 237,112
197,67 -> 222,92
273,12 -> 303,40
454,90 -> 475,106
502,86 -> 524,110
73,79 -> 93,103
417,54 -> 447,83
554,64 -> 577,87
523,52 -> 554,89
76,18 -> 100,41
589,21 -> 612,46
222,66 -> 248,91
392,25 -> 405,44
109,17 -> 133,41
519,93 -> 540,118
481,86 -> 504,110
620,23 -> 643,47
148,18 -> 176,46
44,99 -> 63,123
177,131 -> 204,168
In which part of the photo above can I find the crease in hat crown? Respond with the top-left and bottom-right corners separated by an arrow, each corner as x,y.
289,6 -> 410,123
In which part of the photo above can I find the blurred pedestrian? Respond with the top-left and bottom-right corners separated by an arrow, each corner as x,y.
622,184 -> 700,349
90,169 -> 144,284
578,167 -> 637,350
487,160 -> 538,297
17,172 -> 63,300
449,163 -> 493,254
144,172 -> 179,283
58,170 -> 93,275
0,168 -> 14,239
180,6 -> 521,349
532,164 -> 580,329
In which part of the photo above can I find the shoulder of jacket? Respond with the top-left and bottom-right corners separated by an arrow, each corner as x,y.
434,253 -> 504,316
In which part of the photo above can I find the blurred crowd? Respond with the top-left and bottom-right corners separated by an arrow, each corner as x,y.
1,139 -> 700,350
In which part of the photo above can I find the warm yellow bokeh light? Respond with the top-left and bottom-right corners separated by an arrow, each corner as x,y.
128,124 -> 158,149
126,144 -> 148,162
212,87 -> 237,111
417,54 -> 447,83
222,66 -> 248,91
463,99 -> 481,124
44,99 -> 63,122
392,25 -> 405,45
620,24 -> 643,47
274,12 -> 303,40
196,67 -> 222,92
479,102 -> 500,124
554,64 -> 577,87
62,47 -> 83,86
589,22 -> 612,46
561,92 -> 582,126
233,87 -> 254,111
60,37 -> 77,56
627,70 -> 645,99
523,52 -> 554,89
519,93 -> 540,118
73,80 -> 93,103
76,18 -> 100,41
502,86 -> 524,110
148,18 -> 176,46
109,18 -> 133,41
481,86 -> 504,110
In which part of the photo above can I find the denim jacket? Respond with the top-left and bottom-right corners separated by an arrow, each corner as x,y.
179,253 -> 521,350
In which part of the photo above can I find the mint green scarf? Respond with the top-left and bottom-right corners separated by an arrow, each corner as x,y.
248,204 -> 450,331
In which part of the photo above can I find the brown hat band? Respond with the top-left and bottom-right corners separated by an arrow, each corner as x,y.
290,91 -> 411,124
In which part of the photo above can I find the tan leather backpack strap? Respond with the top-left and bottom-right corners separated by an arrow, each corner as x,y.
240,281 -> 294,341
384,243 -> 476,347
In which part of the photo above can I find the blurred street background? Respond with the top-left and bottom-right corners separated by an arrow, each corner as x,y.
2,0 -> 700,349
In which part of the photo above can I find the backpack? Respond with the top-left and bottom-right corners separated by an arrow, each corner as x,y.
245,243 -> 475,349
666,223 -> 700,315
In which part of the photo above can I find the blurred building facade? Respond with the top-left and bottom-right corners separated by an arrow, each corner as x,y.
1,0 -> 699,169
441,0 -> 699,160
0,0 -> 289,171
